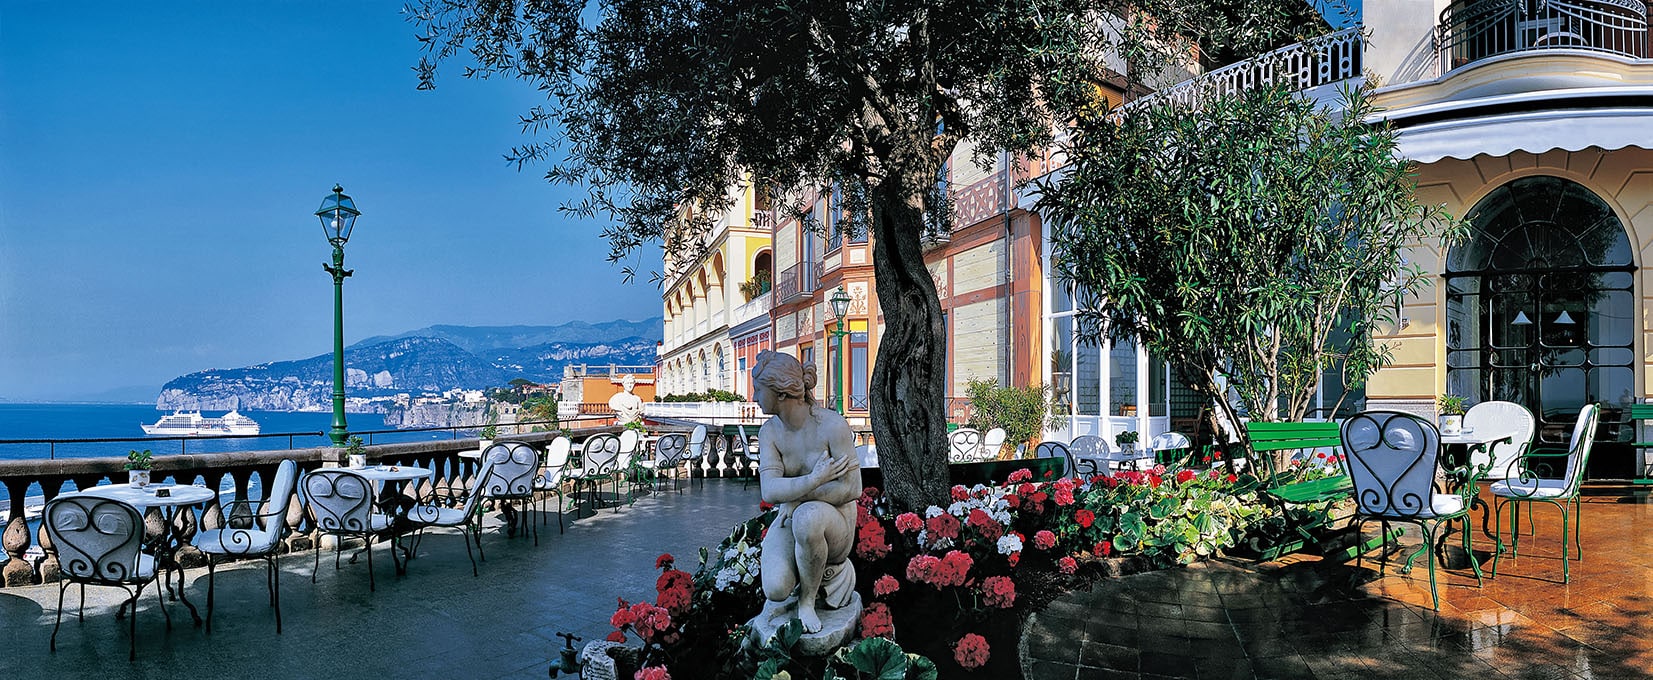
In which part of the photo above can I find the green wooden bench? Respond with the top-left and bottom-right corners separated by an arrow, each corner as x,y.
1629,404 -> 1653,484
1243,421 -> 1389,561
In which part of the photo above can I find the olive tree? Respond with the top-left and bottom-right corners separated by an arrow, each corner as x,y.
1037,84 -> 1466,474
406,0 -> 1319,509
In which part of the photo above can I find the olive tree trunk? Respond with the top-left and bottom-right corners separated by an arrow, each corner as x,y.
866,181 -> 951,511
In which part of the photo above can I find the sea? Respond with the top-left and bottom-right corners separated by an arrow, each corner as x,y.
0,403 -> 470,518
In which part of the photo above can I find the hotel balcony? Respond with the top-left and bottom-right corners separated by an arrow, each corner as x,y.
1439,0 -> 1649,74
772,261 -> 818,304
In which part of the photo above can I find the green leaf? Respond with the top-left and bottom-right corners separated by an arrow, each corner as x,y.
907,654 -> 940,680
845,637 -> 909,680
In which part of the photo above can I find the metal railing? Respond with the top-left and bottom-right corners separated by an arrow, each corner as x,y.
773,261 -> 818,303
1438,0 -> 1649,72
1123,26 -> 1364,113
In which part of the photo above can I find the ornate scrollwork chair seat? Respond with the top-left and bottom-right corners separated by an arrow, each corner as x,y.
194,458 -> 299,634
45,495 -> 167,661
479,441 -> 540,545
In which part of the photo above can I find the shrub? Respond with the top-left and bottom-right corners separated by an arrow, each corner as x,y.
964,379 -> 1066,458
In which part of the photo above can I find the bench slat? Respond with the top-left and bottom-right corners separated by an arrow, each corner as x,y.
1266,475 -> 1352,504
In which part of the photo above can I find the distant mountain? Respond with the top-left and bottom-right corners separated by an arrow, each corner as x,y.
156,319 -> 661,412
354,318 -> 661,355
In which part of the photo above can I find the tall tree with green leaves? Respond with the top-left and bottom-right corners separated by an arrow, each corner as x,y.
1037,84 -> 1466,474
407,0 -> 1319,509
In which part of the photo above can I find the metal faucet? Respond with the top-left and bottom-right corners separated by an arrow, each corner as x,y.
548,631 -> 582,677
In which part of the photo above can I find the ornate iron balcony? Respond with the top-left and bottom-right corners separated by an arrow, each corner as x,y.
1438,0 -> 1649,73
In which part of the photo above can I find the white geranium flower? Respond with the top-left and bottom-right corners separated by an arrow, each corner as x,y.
997,534 -> 1023,555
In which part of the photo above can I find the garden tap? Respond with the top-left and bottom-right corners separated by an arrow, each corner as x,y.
548,631 -> 582,677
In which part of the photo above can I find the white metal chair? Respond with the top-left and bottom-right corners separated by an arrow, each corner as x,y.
1148,431 -> 1193,467
1490,403 -> 1600,583
534,436 -> 573,530
1034,441 -> 1076,478
1341,410 -> 1481,610
479,441 -> 540,544
738,424 -> 761,489
982,428 -> 1008,460
407,452 -> 498,577
1462,400 -> 1536,481
949,428 -> 984,463
302,468 -> 393,591
1068,434 -> 1110,475
45,495 -> 167,661
195,458 -> 298,634
685,424 -> 708,488
647,432 -> 691,494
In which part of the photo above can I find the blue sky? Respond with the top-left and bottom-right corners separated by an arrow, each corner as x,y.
0,2 -> 661,402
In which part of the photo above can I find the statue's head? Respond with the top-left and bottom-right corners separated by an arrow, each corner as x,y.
621,374 -> 636,391
752,350 -> 816,411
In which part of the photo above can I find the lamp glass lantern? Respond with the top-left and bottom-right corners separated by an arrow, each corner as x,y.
829,287 -> 851,321
315,184 -> 361,245
828,287 -> 851,413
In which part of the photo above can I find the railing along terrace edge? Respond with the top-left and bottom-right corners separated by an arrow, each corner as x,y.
1437,0 -> 1650,73
1121,26 -> 1364,114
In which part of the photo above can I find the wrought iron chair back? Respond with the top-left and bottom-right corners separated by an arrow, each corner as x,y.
209,458 -> 299,554
45,496 -> 146,584
481,441 -> 539,499
1341,410 -> 1443,519
654,433 -> 689,468
1559,404 -> 1601,495
1034,441 -> 1075,478
1068,434 -> 1111,474
582,434 -> 623,475
302,469 -> 375,533
687,424 -> 707,459
949,428 -> 983,463
545,436 -> 573,470
1462,400 -> 1536,480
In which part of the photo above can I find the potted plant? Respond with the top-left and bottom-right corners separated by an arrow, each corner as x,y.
1115,430 -> 1140,454
125,449 -> 154,488
1437,394 -> 1467,435
341,436 -> 368,468
479,422 -> 499,452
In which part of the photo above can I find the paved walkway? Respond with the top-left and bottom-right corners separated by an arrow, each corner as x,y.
0,479 -> 759,678
1023,489 -> 1653,679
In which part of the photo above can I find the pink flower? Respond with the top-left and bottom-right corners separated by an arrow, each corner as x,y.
1007,467 -> 1033,483
1054,487 -> 1075,507
606,630 -> 627,642
635,667 -> 671,680
895,512 -> 924,534
1033,530 -> 1056,551
1058,556 -> 1078,575
1074,509 -> 1095,529
873,574 -> 901,597
906,555 -> 940,584
954,633 -> 991,670
934,550 -> 974,587
981,575 -> 1016,608
951,485 -> 970,502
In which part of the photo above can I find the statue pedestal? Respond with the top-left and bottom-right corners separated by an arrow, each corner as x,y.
747,591 -> 862,657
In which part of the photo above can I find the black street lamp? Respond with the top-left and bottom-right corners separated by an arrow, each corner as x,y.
829,286 -> 852,414
316,185 -> 360,447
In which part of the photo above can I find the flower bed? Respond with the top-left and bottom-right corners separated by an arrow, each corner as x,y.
600,462 -> 1293,679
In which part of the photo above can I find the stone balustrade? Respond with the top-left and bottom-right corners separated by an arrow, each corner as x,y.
0,424 -> 758,588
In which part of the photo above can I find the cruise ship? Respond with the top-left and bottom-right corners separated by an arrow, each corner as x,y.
142,409 -> 262,436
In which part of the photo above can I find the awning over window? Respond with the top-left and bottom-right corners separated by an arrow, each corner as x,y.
1390,107 -> 1653,164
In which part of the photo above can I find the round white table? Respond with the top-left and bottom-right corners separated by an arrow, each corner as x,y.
343,465 -> 432,483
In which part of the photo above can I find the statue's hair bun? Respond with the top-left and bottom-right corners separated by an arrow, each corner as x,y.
802,363 -> 817,390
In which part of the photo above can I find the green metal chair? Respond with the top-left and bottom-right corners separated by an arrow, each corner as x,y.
1490,403 -> 1600,583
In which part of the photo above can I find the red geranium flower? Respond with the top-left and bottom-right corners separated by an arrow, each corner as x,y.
606,630 -> 627,642
635,666 -> 671,680
1176,469 -> 1197,484
1074,509 -> 1095,528
874,574 -> 900,597
954,633 -> 991,670
859,602 -> 895,639
966,508 -> 1003,541
856,518 -> 891,560
1226,473 -> 1238,484
1007,551 -> 1020,567
894,512 -> 924,533
933,550 -> 974,587
925,513 -> 961,542
1004,493 -> 1022,510
1033,530 -> 1056,551
1007,467 -> 1033,483
655,553 -> 674,569
1058,556 -> 1078,575
906,555 -> 940,584
950,485 -> 970,502
981,575 -> 1016,608
1054,487 -> 1075,507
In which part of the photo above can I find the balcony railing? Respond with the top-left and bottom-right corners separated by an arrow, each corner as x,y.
752,210 -> 776,229
1125,26 -> 1364,112
1439,0 -> 1649,72
773,261 -> 818,303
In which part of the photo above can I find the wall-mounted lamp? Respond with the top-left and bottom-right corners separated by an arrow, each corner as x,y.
1554,310 -> 1576,325
1511,311 -> 1533,326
